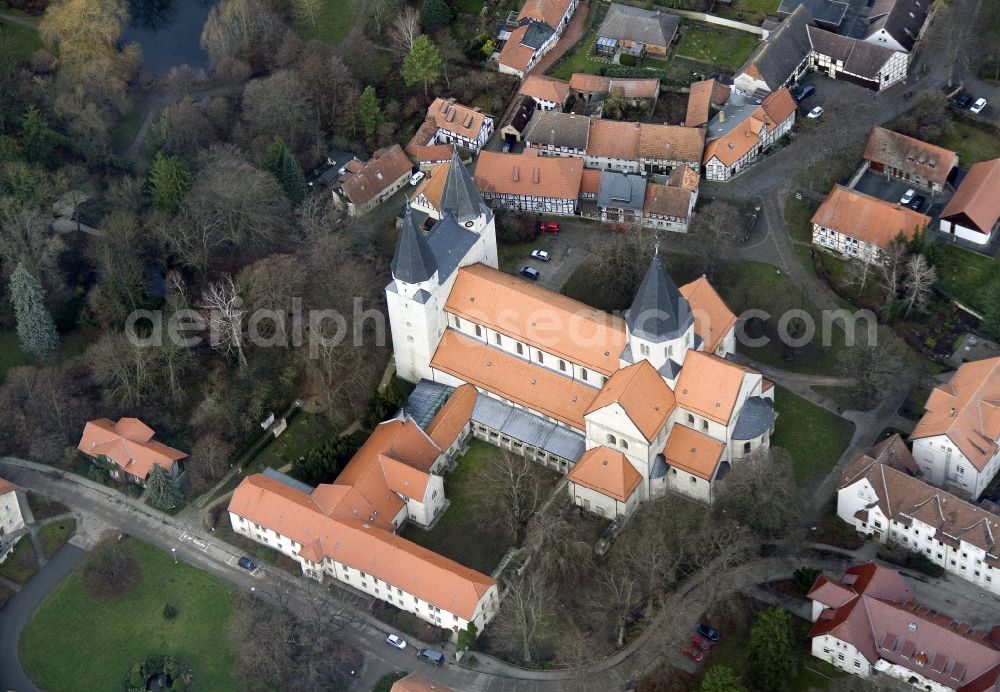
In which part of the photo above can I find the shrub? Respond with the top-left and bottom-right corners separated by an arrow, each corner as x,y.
163,602 -> 178,619
877,543 -> 946,578
791,567 -> 822,596
619,54 -> 636,66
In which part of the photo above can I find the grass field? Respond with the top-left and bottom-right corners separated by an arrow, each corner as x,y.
550,26 -> 601,79
37,518 -> 75,559
934,243 -> 996,314
714,0 -> 777,24
244,410 -> 336,474
937,119 -> 1000,165
784,195 -> 819,245
299,0 -> 357,45
0,18 -> 41,61
20,538 -> 240,692
0,536 -> 38,583
771,386 -> 855,483
674,24 -> 758,71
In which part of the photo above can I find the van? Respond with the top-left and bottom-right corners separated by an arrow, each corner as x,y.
409,170 -> 426,186
416,649 -> 444,666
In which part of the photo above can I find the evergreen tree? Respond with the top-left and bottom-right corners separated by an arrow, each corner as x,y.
420,0 -> 452,30
698,665 -> 746,692
264,137 -> 307,206
747,608 -> 794,692
457,622 -> 479,651
403,35 -> 444,96
149,152 -> 193,214
146,463 -> 183,510
9,262 -> 59,356
356,86 -> 382,137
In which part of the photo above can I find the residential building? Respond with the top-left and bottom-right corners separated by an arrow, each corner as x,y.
77,417 -> 187,487
597,171 -> 646,223
417,98 -> 494,153
595,3 -> 679,60
811,185 -> 930,264
523,110 -> 591,157
519,75 -> 572,111
777,0 -> 848,29
807,562 -> 1000,690
473,150 -> 583,215
837,435 -> 1000,596
638,124 -> 705,176
584,119 -> 642,173
499,95 -> 537,143
734,6 -> 906,96
0,476 -> 26,564
910,356 -> 1000,499
391,673 -> 453,692
703,88 -> 797,181
643,182 -> 696,232
334,145 -> 413,217
388,164 -> 775,517
863,0 -> 930,52
229,416 -> 501,634
864,126 -> 958,193
684,78 -> 731,128
569,74 -> 662,106
939,158 -> 1000,245
497,0 -> 579,77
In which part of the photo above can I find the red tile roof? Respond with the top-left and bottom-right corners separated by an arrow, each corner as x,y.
567,447 -> 642,502
337,145 -> 412,207
811,185 -> 930,250
864,127 -> 958,187
474,151 -> 583,201
77,418 -> 187,481
940,158 -> 1000,235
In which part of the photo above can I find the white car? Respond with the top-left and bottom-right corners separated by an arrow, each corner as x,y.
971,98 -> 987,114
530,249 -> 550,262
409,171 -> 426,186
900,188 -> 916,205
807,106 -> 824,119
386,634 -> 407,649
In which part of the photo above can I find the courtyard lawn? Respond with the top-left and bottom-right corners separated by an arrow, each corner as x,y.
771,386 -> 855,483
20,538 -> 240,692
550,26 -> 601,80
37,518 -> 75,559
0,537 -> 39,583
937,119 -> 1000,165
299,0 -> 357,45
934,243 -> 996,315
674,23 -> 759,71
714,0 -> 777,25
244,410 -> 336,474
0,19 -> 41,62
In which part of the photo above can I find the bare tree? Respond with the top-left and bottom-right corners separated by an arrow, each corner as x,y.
594,567 -> 639,648
495,570 -> 552,663
473,449 -> 544,543
201,275 -> 248,367
689,199 -> 739,281
879,240 -> 907,313
524,509 -> 594,586
290,0 -> 322,27
390,7 -> 421,54
555,624 -> 596,690
901,253 -> 936,317
88,332 -> 162,408
715,448 -> 799,538
838,325 -> 906,409
189,432 -> 234,493
694,522 -> 755,612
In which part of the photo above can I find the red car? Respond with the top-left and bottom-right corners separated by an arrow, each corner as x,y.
540,221 -> 560,233
681,644 -> 704,663
691,635 -> 715,651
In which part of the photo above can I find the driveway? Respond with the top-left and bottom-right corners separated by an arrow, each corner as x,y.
0,544 -> 85,692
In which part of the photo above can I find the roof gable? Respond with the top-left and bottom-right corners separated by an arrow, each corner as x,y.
585,360 -> 676,441
566,447 -> 642,501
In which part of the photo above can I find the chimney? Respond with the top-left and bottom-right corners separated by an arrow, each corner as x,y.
513,166 -> 520,182
533,167 -> 540,183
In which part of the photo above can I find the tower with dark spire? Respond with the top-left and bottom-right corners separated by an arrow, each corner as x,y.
439,149 -> 497,267
622,254 -> 696,375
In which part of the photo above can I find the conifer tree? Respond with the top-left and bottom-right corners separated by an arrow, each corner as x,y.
9,262 -> 59,356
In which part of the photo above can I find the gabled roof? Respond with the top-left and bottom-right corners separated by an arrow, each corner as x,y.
410,162 -> 449,213
811,185 -> 930,250
474,151 -> 584,201
703,89 -> 795,167
0,476 -> 18,496
425,98 -> 491,138
624,254 -> 694,342
517,0 -> 572,29
778,0 -> 848,25
586,118 -> 641,161
637,124 -> 705,164
940,158 -> 1000,235
523,110 -> 591,151
679,277 -> 737,354
567,447 -> 642,501
597,3 -> 680,47
444,263 -> 627,375
910,356 -> 1000,470
661,424 -> 726,480
441,148 -> 488,223
864,127 -> 958,187
643,183 -> 693,221
498,25 -> 537,72
519,75 -> 571,105
864,0 -> 927,51
425,384 -> 477,450
570,72 -> 612,94
337,145 -> 413,207
675,351 -> 756,425
392,206 -> 438,283
807,26 -> 900,78
684,79 -> 731,128
585,360 -> 676,441
598,171 -> 646,211
737,5 -> 812,90
77,418 -> 187,481
609,78 -> 661,100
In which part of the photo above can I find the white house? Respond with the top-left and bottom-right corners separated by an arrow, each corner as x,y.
910,356 -> 1000,500
703,89 -> 797,182
837,435 -> 1000,597
419,98 -> 495,153
473,150 -> 583,215
863,0 -> 929,53
0,477 -> 26,564
939,158 -> 1000,245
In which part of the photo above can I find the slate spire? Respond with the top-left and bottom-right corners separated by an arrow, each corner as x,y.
624,254 -> 694,342
441,147 -> 485,223
391,206 -> 437,283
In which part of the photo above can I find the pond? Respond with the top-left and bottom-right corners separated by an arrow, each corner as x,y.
122,0 -> 217,75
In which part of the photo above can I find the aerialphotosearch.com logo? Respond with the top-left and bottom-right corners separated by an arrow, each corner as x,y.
124,297 -> 879,358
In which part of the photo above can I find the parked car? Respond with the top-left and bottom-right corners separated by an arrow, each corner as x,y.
697,624 -> 721,643
530,249 -> 551,261
681,644 -> 704,663
409,171 -> 425,186
416,649 -> 444,666
954,92 -> 974,109
386,634 -> 407,649
971,98 -> 988,114
237,556 -> 257,571
792,85 -> 815,101
899,188 -> 916,205
691,634 -> 715,651
909,195 -> 926,212
807,106 -> 824,119
540,221 -> 561,233
520,266 -> 540,280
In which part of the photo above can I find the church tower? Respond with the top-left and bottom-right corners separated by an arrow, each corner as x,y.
622,253 -> 696,381
440,148 -> 497,268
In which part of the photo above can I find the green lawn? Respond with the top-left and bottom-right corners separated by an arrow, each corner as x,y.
934,243 -> 996,315
498,237 -> 545,274
20,538 -> 240,692
110,100 -> 148,154
298,0 -> 357,45
674,23 -> 759,71
550,26 -> 601,80
771,386 -> 855,483
0,18 -> 41,62
714,0 -> 777,25
0,536 -> 38,583
937,119 -> 1000,165
402,439 -> 558,574
244,410 -> 336,474
784,195 -> 819,245
37,519 -> 75,559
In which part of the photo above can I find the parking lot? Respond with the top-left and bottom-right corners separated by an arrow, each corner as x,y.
852,170 -> 949,216
498,214 -> 599,292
